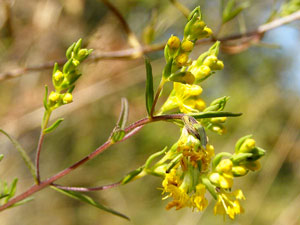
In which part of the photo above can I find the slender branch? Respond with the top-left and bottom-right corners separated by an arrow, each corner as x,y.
100,0 -> 142,56
35,111 -> 51,184
51,181 -> 122,192
0,111 -> 240,211
35,132 -> 45,184
1,11 -> 299,82
169,0 -> 190,18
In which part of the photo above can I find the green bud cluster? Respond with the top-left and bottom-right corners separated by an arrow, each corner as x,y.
183,7 -> 212,42
162,7 -> 214,86
231,135 -> 266,176
188,41 -> 224,82
45,39 -> 93,111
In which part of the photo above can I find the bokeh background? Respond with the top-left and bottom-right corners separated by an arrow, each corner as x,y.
0,0 -> 300,224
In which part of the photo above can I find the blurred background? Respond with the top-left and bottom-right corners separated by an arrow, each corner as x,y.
0,0 -> 300,224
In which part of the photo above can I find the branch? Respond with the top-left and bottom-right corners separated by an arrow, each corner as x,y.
169,0 -> 190,18
0,111 -> 241,211
100,0 -> 142,56
0,11 -> 299,81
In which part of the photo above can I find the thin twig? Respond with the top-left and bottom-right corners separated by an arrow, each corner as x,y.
35,132 -> 45,184
100,0 -> 142,56
169,0 -> 190,18
0,11 -> 299,81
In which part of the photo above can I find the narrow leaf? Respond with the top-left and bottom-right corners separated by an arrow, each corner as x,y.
0,129 -> 36,181
52,186 -> 129,220
4,178 -> 18,203
145,58 -> 154,116
10,197 -> 34,208
43,118 -> 64,134
223,0 -> 250,23
162,58 -> 173,79
0,194 -> 9,200
0,154 -> 3,162
189,111 -> 242,119
122,166 -> 144,184
43,85 -> 49,111
117,98 -> 129,130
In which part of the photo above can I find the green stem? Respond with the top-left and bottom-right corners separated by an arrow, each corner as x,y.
35,110 -> 51,184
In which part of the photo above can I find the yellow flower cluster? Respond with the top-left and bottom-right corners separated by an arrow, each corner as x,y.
46,39 -> 92,111
120,6 -> 266,221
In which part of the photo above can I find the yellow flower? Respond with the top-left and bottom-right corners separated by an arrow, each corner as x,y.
210,159 -> 234,189
191,184 -> 208,211
160,82 -> 205,114
214,189 -> 245,219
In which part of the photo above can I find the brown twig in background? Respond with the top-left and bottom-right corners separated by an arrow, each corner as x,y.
169,0 -> 190,18
100,0 -> 142,56
0,11 -> 299,82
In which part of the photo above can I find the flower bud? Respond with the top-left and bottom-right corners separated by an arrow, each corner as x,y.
167,36 -> 181,49
203,27 -> 212,37
190,65 -> 211,80
175,53 -> 189,67
232,166 -> 248,177
53,71 -> 64,82
210,117 -> 227,123
181,40 -> 194,52
203,55 -> 218,67
169,71 -> 195,84
214,60 -> 224,70
216,159 -> 233,173
49,92 -> 60,102
239,138 -> 256,153
244,160 -> 261,171
72,59 -> 80,67
63,93 -> 73,104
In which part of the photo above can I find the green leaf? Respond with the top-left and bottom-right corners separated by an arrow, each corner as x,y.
43,85 -> 49,111
162,58 -> 173,79
51,186 -> 129,220
189,111 -> 242,119
4,178 -> 18,203
117,98 -> 129,130
0,129 -> 37,182
66,42 -> 76,59
111,130 -> 126,143
212,152 -> 232,169
0,194 -> 9,200
10,197 -> 34,208
43,118 -> 64,134
63,58 -> 73,73
0,154 -> 3,162
121,166 -> 144,184
144,146 -> 168,169
52,62 -> 58,75
235,134 -> 252,153
145,58 -> 154,116
73,38 -> 82,54
222,0 -> 250,23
